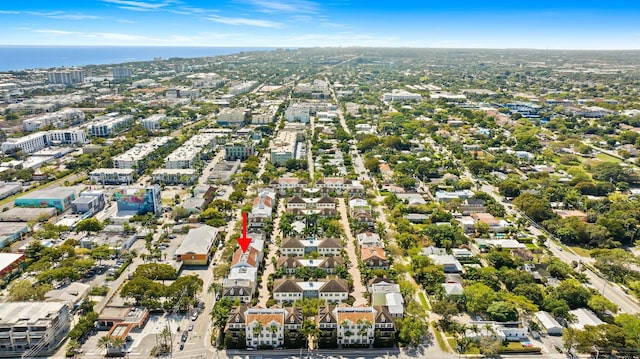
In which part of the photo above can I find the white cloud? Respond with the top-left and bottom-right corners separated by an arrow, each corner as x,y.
243,0 -> 319,14
27,11 -> 101,20
205,15 -> 281,28
32,29 -> 148,41
102,0 -> 174,11
0,10 -> 20,14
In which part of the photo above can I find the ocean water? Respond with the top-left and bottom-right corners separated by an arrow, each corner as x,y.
0,46 -> 274,71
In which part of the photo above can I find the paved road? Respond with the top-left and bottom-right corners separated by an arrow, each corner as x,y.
336,199 -> 367,306
258,201 -> 285,307
456,158 -> 640,314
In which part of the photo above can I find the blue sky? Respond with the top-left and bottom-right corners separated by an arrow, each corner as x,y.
0,0 -> 639,49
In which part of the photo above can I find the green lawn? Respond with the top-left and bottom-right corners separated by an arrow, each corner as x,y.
418,292 -> 430,310
596,153 -> 622,163
432,324 -> 449,352
447,338 -> 457,351
567,245 -> 591,257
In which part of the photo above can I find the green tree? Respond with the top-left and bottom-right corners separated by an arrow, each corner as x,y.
75,218 -> 104,233
513,193 -> 555,222
133,263 -> 178,281
172,206 -> 190,221
432,299 -> 459,326
487,301 -> 519,322
89,245 -> 114,264
120,276 -> 166,305
465,283 -> 497,313
587,295 -> 619,316
8,279 -> 52,301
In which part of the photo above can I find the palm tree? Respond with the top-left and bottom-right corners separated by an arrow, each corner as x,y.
470,323 -> 480,337
97,335 -> 112,355
301,320 -> 322,350
67,339 -> 80,358
160,326 -> 172,349
483,323 -> 495,337
110,337 -> 126,353
356,318 -> 373,336
268,324 -> 279,334
252,322 -> 264,337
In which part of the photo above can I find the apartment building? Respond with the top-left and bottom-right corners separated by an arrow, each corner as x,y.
23,109 -> 85,132
88,113 -> 134,137
48,69 -> 84,85
113,136 -> 172,170
112,67 -> 132,79
217,108 -> 250,127
382,89 -> 422,102
224,140 -> 255,161
141,114 -> 166,131
164,134 -> 215,169
89,168 -> 135,185
270,129 -> 302,165
244,308 -> 286,349
0,302 -> 70,356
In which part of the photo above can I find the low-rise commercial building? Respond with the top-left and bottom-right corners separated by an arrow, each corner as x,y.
71,190 -> 106,215
0,252 -> 25,282
0,208 -> 57,223
0,182 -> 22,200
175,225 -> 219,265
14,186 -> 80,212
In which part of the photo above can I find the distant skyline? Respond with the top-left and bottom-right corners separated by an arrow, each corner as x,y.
0,0 -> 639,50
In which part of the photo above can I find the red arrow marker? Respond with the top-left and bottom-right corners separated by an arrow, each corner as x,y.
237,212 -> 252,253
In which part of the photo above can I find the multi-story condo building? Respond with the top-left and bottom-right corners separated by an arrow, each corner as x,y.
47,128 -> 87,146
152,168 -> 197,185
164,134 -> 215,169
0,302 -> 70,357
112,67 -> 132,79
113,137 -> 172,171
284,105 -> 310,123
23,109 -> 86,132
244,308 -> 286,349
272,279 -> 349,304
217,109 -> 250,127
88,113 -> 134,137
1,133 -> 47,154
1,128 -> 86,154
228,81 -> 258,95
270,129 -> 303,165
166,87 -> 199,100
335,307 -> 376,346
89,168 -> 135,185
224,140 -> 255,161
382,89 -> 422,102
47,69 -> 84,85
141,114 -> 166,131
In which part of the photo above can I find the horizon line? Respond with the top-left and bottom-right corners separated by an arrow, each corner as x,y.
1,45 -> 640,51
